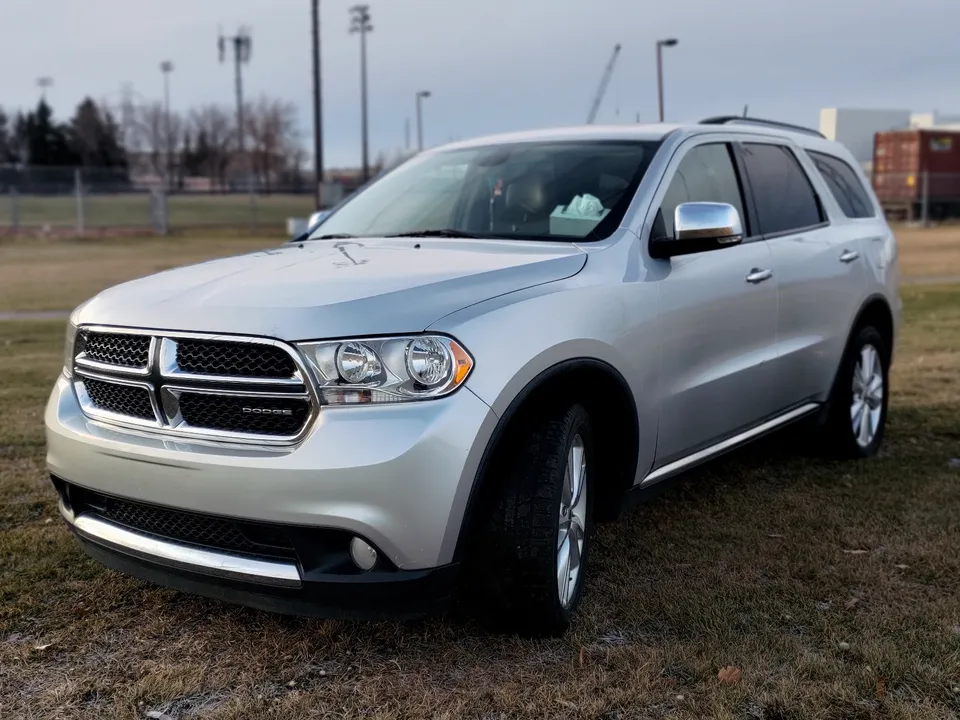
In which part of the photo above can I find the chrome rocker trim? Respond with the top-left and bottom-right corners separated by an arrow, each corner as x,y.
640,402 -> 820,487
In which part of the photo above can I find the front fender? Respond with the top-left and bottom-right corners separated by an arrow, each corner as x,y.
428,270 -> 660,482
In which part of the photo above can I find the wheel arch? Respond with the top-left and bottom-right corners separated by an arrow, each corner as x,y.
819,293 -> 895,424
850,293 -> 895,362
451,357 -> 641,563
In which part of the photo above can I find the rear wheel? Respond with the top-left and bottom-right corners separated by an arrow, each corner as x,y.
820,325 -> 889,458
470,403 -> 593,637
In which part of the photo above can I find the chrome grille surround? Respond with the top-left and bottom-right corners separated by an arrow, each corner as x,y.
71,326 -> 317,446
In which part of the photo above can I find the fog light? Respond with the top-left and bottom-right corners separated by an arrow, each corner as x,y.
349,537 -> 378,571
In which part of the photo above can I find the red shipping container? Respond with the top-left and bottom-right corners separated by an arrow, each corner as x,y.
873,129 -> 960,208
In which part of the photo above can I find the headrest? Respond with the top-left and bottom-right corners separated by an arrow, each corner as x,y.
505,174 -> 549,217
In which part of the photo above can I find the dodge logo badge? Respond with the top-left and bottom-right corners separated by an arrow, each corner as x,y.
242,407 -> 293,416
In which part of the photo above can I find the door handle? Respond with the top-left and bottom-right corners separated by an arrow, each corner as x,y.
745,268 -> 773,284
839,249 -> 860,263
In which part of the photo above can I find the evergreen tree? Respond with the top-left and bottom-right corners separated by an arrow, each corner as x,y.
68,97 -> 127,169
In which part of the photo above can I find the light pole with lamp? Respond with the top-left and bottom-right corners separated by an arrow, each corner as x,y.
656,38 -> 678,123
416,90 -> 431,151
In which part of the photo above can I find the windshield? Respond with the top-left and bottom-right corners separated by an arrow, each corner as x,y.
307,140 -> 660,242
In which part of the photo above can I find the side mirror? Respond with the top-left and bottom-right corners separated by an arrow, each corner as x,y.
650,201 -> 743,259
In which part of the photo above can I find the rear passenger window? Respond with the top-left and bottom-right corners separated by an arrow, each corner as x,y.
740,143 -> 824,235
807,150 -> 875,218
655,143 -> 747,238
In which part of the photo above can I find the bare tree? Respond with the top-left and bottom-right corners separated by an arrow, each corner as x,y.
190,103 -> 235,190
244,95 -> 300,193
131,101 -> 182,186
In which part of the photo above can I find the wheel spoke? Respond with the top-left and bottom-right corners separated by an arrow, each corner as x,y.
858,404 -> 873,445
851,401 -> 863,430
568,518 -> 583,575
561,461 -> 573,508
860,346 -> 875,384
557,519 -> 570,550
568,438 -> 584,509
867,376 -> 884,407
556,535 -> 571,604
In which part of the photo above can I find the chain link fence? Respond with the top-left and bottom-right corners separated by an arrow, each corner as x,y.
872,171 -> 960,224
0,165 -> 327,237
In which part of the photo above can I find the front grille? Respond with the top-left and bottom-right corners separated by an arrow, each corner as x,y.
178,393 -> 311,436
81,332 -> 150,369
78,490 -> 296,560
176,339 -> 296,379
83,378 -> 155,420
73,329 -> 314,443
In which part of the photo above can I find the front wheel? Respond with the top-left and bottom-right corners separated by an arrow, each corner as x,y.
471,403 -> 594,637
821,325 -> 890,458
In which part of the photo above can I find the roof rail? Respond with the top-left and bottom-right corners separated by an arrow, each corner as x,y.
699,115 -> 826,139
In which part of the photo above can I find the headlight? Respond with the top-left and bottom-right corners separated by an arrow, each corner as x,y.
62,318 -> 79,378
62,299 -> 92,379
297,335 -> 473,405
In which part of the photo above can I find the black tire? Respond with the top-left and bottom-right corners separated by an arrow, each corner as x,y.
820,325 -> 890,458
470,403 -> 594,637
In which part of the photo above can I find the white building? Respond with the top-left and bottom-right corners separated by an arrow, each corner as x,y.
819,108 -> 960,171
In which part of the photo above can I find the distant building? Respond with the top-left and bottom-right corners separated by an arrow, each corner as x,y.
819,108 -> 960,172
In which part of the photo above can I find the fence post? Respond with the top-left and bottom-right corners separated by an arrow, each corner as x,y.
920,171 -> 930,227
249,178 -> 257,234
9,188 -> 18,234
151,189 -> 169,236
74,168 -> 86,236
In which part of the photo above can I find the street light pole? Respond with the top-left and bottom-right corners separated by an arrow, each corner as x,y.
160,61 -> 174,191
311,0 -> 324,208
416,90 -> 431,151
656,38 -> 678,123
349,5 -> 373,182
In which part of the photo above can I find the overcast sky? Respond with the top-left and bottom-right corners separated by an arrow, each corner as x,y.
1,0 -> 957,168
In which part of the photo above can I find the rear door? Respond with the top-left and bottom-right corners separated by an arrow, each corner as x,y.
737,140 -> 867,411
649,140 -> 780,468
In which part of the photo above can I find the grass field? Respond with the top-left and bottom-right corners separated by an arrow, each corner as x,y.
0,224 -> 958,315
1,275 -> 959,716
0,193 -> 315,234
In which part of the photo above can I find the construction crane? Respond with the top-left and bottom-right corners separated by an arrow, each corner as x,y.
586,43 -> 622,124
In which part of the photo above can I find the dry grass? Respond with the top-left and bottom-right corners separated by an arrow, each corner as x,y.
1,285 -> 958,719
0,235 -> 277,313
0,225 -> 957,315
892,224 -> 960,279
0,194 -> 315,232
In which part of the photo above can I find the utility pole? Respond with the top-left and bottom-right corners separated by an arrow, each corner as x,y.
656,38 -> 678,123
219,26 -> 253,186
160,61 -> 174,191
349,5 -> 372,182
415,90 -> 431,151
311,0 -> 324,208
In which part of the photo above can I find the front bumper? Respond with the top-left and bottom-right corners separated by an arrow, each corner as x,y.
46,374 -> 498,573
57,494 -> 458,619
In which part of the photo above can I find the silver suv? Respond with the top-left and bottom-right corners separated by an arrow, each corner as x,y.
47,117 -> 901,636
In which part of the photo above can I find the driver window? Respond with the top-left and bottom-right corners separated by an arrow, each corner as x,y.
654,143 -> 747,238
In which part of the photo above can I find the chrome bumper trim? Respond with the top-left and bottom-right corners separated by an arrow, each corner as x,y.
58,500 -> 302,588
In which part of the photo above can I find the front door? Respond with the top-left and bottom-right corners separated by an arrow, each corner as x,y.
649,141 -> 780,468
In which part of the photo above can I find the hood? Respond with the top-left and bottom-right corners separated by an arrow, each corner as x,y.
76,237 -> 587,340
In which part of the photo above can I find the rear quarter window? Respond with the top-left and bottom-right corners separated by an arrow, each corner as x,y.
806,151 -> 876,219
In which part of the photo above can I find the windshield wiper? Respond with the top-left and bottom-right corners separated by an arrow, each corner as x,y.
306,233 -> 357,240
386,229 -> 481,238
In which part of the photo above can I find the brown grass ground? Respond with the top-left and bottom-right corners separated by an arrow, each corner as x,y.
0,224 -> 957,314
0,284 -> 958,718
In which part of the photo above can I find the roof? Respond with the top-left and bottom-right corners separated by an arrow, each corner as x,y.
430,120 -> 836,154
